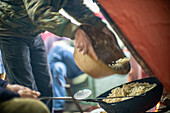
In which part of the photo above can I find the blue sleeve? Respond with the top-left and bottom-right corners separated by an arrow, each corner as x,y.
0,79 -> 20,101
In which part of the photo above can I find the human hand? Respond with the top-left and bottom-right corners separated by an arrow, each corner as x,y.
6,84 -> 40,99
6,84 -> 30,92
17,89 -> 40,99
74,28 -> 98,60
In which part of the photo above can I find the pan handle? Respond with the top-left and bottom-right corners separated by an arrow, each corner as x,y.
39,96 -> 73,101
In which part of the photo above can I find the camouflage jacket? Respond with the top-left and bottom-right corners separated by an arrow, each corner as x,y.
0,0 -> 105,39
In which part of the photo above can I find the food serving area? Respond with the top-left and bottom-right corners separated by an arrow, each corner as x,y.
64,73 -> 129,112
61,0 -> 170,112
0,0 -> 169,113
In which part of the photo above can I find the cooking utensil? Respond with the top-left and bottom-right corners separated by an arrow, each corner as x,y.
73,89 -> 92,99
39,95 -> 146,102
39,89 -> 92,101
97,77 -> 163,113
39,88 -> 146,102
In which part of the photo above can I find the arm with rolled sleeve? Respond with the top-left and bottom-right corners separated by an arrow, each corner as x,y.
0,79 -> 19,101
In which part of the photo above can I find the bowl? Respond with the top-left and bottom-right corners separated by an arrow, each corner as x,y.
73,25 -> 130,78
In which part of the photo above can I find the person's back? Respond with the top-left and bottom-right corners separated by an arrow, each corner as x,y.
0,0 -> 73,38
0,0 -> 106,39
0,0 -> 37,38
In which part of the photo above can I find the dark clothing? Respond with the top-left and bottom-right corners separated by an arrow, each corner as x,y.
0,35 -> 53,110
0,79 -> 20,101
0,0 -> 105,111
0,0 -> 105,39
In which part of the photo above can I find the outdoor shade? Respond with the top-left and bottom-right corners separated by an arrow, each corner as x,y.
97,0 -> 170,92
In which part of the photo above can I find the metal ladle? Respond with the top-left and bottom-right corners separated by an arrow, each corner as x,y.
39,89 -> 92,101
39,89 -> 146,102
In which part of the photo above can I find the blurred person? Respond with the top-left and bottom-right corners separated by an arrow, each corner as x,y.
0,50 -> 5,80
41,32 -> 83,112
128,55 -> 142,82
41,31 -> 70,54
0,78 -> 50,113
128,55 -> 150,82
0,0 -> 118,112
48,39 -> 84,113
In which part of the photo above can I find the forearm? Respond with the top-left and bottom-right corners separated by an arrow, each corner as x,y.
0,79 -> 19,101
0,78 -> 8,88
63,0 -> 106,30
0,87 -> 19,101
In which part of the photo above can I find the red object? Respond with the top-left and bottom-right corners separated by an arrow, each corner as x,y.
98,0 -> 170,92
41,31 -> 57,42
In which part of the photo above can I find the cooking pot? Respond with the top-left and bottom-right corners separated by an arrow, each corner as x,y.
97,77 -> 163,113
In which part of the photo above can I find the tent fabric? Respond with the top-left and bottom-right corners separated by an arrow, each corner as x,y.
98,0 -> 170,92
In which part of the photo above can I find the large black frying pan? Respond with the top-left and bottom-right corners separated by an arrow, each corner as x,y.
97,77 -> 163,113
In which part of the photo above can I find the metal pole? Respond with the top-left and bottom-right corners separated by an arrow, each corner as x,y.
64,76 -> 84,113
